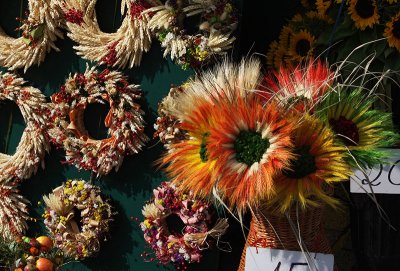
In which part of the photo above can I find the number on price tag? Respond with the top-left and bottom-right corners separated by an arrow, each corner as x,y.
245,247 -> 334,271
350,149 -> 400,194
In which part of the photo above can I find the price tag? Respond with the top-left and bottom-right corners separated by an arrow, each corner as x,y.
350,149 -> 400,194
245,247 -> 334,271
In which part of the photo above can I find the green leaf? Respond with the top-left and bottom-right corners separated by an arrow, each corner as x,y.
316,27 -> 333,46
336,36 -> 360,61
373,40 -> 388,59
330,15 -> 356,41
358,28 -> 381,57
369,58 -> 385,73
358,27 -> 377,45
30,24 -> 45,40
22,37 -> 31,45
383,53 -> 400,71
384,47 -> 396,58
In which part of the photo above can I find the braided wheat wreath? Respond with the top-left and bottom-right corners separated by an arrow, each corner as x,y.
56,0 -> 157,69
0,72 -> 50,183
0,0 -> 64,72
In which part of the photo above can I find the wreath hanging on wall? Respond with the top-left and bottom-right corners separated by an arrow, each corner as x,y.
144,0 -> 238,69
42,179 -> 114,260
0,0 -> 64,72
0,72 -> 50,182
49,66 -> 148,176
140,181 -> 228,268
0,184 -> 30,240
55,0 -> 157,68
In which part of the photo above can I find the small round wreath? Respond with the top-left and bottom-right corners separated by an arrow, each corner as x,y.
145,0 -> 238,69
42,179 -> 114,260
0,0 -> 64,72
154,85 -> 187,146
0,72 -> 50,182
49,66 -> 148,176
140,181 -> 228,268
56,0 -> 157,68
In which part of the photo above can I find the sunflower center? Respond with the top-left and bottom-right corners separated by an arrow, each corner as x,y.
199,132 -> 209,162
354,0 -> 375,19
283,145 -> 317,179
296,39 -> 311,57
393,19 -> 400,39
329,116 -> 359,146
234,130 -> 270,165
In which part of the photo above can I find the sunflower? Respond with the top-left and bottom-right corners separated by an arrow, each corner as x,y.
266,41 -> 279,69
306,10 -> 335,24
291,13 -> 304,23
316,88 -> 399,169
348,0 -> 379,30
278,26 -> 293,48
269,114 -> 352,213
301,0 -> 310,7
316,0 -> 332,16
288,30 -> 316,63
384,12 -> 400,51
274,45 -> 289,70
207,97 -> 295,213
159,100 -> 218,198
262,58 -> 334,112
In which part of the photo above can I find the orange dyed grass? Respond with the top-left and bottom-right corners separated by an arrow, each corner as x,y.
158,101 -> 218,198
207,97 -> 295,213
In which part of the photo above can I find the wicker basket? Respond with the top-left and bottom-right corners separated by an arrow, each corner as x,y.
237,203 -> 332,271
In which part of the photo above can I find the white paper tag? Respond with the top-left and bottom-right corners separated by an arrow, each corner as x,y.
245,247 -> 334,271
350,149 -> 400,194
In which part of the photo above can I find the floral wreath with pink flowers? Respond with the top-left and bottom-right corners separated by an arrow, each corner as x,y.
140,181 -> 229,269
48,65 -> 148,176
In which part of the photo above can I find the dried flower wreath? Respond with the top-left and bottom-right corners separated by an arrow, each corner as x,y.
144,0 -> 238,69
49,66 -> 148,176
0,0 -> 64,72
140,182 -> 228,268
43,179 -> 114,260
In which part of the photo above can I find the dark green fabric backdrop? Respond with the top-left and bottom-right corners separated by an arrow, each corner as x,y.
6,1 -> 368,271
0,0 -> 247,270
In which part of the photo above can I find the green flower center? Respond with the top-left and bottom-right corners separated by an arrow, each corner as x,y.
234,130 -> 270,166
393,19 -> 400,39
329,116 -> 359,146
283,145 -> 317,179
199,133 -> 209,162
355,0 -> 375,19
296,39 -> 311,57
